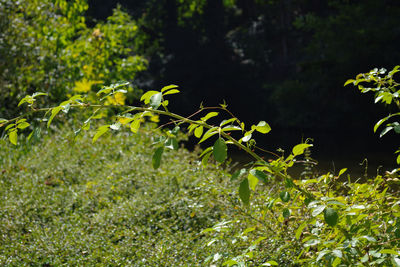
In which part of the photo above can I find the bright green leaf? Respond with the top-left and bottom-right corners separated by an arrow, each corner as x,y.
201,112 -> 219,122
140,90 -> 159,104
199,127 -> 218,143
17,121 -> 30,130
9,130 -> 18,145
194,126 -> 203,138
338,168 -> 347,177
92,125 -> 109,143
162,89 -> 180,96
130,119 -> 141,133
247,172 -> 259,191
312,205 -> 326,217
292,143 -> 312,156
161,84 -> 178,92
254,121 -> 271,134
379,249 -> 400,256
47,106 -> 63,128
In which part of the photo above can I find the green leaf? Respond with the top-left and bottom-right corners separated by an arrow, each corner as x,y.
254,121 -> 271,134
241,132 -> 252,142
201,112 -> 219,122
247,172 -> 259,191
374,116 -> 390,132
292,143 -> 312,156
165,138 -> 178,150
379,249 -> 400,256
0,118 -> 8,124
295,221 -> 308,240
231,168 -> 246,181
344,79 -> 355,86
324,207 -> 339,226
221,125 -> 242,132
161,84 -> 178,92
199,127 -> 218,143
130,119 -> 141,133
47,106 -> 63,128
194,126 -> 203,138
262,260 -> 278,266
5,124 -> 15,131
199,147 -> 213,158
338,168 -> 347,177
239,178 -> 250,205
152,146 -> 164,169
397,154 -> 400,165
213,138 -> 227,163
201,151 -> 212,167
220,118 -> 237,127
282,208 -> 291,219
280,191 -> 291,202
17,121 -> 30,130
380,126 -> 393,137
312,205 -> 326,217
9,130 -> 18,145
140,90 -> 159,104
150,92 -> 162,109
162,89 -> 180,96
249,169 -> 268,184
92,125 -> 109,143
32,92 -> 48,98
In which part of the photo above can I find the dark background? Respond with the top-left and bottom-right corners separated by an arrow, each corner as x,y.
86,0 -> 400,172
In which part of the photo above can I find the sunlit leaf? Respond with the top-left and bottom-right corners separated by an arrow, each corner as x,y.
254,121 -> 271,134
162,89 -> 180,96
16,121 -> 30,129
92,125 -> 109,143
247,172 -> 259,191
130,119 -> 141,133
292,143 -> 312,156
199,127 -> 218,143
140,90 -> 159,104
9,130 -> 18,145
201,112 -> 219,122
295,221 -> 308,240
194,126 -> 203,138
150,92 -> 162,109
161,84 -> 178,92
47,106 -> 63,128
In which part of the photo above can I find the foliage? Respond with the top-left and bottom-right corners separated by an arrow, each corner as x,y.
345,66 -> 400,166
2,78 -> 400,265
0,0 -> 147,118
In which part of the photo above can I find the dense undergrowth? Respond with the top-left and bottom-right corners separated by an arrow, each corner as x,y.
1,125 -> 400,266
0,127 -> 236,265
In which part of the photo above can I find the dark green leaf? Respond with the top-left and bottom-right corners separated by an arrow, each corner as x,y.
165,138 -> 178,150
250,169 -> 268,184
324,207 -> 339,226
213,138 -> 227,163
280,191 -> 290,202
152,146 -> 164,169
239,178 -> 250,205
283,208 -> 291,219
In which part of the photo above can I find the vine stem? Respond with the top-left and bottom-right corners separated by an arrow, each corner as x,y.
3,102 -> 314,198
